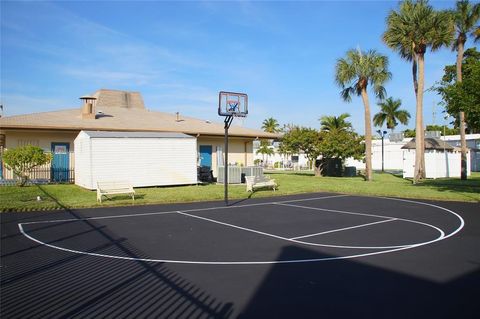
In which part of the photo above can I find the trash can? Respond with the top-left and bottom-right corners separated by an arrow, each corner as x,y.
344,166 -> 356,177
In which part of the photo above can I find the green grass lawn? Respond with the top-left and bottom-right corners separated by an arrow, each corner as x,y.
1,172 -> 479,212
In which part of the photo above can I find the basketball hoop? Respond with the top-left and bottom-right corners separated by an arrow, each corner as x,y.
219,92 -> 248,117
218,91 -> 249,206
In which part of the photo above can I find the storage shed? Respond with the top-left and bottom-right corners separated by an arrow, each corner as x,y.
402,138 -> 470,179
74,131 -> 197,189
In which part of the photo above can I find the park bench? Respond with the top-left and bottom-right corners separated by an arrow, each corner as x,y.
245,175 -> 277,192
97,181 -> 135,202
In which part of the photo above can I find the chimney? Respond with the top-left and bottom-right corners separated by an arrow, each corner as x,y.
80,95 -> 97,119
176,112 -> 181,122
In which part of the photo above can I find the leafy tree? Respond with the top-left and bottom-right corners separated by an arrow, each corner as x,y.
280,125 -> 365,176
404,128 -> 416,138
373,97 -> 411,132
2,145 -> 51,186
261,117 -> 281,133
335,48 -> 391,181
318,130 -> 364,161
383,0 -> 454,182
281,123 -> 297,133
281,127 -> 322,172
319,113 -> 353,132
435,48 -> 480,133
316,130 -> 365,177
451,0 -> 479,179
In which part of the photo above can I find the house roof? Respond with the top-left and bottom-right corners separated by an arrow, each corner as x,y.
401,138 -> 456,151
0,90 -> 279,139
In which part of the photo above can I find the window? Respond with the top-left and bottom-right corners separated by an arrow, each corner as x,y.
216,146 -> 223,166
17,139 -> 39,147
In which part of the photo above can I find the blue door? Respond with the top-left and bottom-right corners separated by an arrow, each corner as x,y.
199,145 -> 212,169
51,142 -> 70,182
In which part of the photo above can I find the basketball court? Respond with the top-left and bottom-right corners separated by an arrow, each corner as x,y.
1,192 -> 479,318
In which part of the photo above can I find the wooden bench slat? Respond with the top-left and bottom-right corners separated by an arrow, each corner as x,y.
97,181 -> 135,203
245,175 -> 277,192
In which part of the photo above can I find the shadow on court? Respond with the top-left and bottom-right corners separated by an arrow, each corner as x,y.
239,246 -> 480,318
1,192 -> 234,318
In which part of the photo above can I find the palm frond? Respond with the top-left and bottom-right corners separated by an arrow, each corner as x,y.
340,87 -> 354,102
373,97 -> 410,131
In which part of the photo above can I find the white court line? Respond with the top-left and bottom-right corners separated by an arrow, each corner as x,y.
20,194 -> 349,226
177,211 -> 292,242
276,202 -> 394,220
177,210 -> 438,250
275,194 -> 349,204
17,196 -> 465,265
20,211 -> 178,225
15,223 -> 418,265
290,219 -> 398,240
275,202 -> 446,247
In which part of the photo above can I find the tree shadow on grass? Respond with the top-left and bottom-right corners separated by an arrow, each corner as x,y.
266,171 -> 315,177
412,177 -> 480,202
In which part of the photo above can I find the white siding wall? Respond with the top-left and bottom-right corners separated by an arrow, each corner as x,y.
75,135 -> 197,189
402,149 -> 471,178
74,131 -> 92,188
346,140 -> 409,170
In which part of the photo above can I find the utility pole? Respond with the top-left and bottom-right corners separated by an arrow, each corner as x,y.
377,130 -> 387,172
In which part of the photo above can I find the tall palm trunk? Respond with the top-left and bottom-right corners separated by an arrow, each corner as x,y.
456,39 -> 468,180
414,53 -> 426,182
412,50 -> 419,97
360,86 -> 373,181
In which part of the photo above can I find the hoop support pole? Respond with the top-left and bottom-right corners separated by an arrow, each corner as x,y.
224,115 -> 234,206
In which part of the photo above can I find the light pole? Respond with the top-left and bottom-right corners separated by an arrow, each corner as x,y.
376,130 -> 387,172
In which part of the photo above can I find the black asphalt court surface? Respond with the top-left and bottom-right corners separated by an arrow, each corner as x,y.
1,192 -> 479,318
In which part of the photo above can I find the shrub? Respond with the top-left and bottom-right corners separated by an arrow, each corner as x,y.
2,146 -> 51,186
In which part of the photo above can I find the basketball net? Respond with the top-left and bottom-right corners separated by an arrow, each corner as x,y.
234,114 -> 246,127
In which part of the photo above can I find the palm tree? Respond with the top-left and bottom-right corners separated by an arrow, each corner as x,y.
383,0 -> 454,182
261,117 -> 280,133
319,113 -> 353,132
451,0 -> 480,180
335,49 -> 391,181
256,140 -> 274,166
373,97 -> 411,132
474,25 -> 480,41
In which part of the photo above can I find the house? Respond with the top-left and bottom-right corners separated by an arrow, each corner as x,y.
442,134 -> 480,172
0,89 -> 279,184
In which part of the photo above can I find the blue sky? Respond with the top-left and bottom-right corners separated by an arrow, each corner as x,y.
1,0 -> 478,134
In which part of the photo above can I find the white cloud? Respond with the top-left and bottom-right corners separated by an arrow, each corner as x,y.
1,94 -> 72,116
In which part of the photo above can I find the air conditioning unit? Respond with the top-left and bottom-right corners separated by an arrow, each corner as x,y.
425,131 -> 441,138
389,132 -> 404,142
